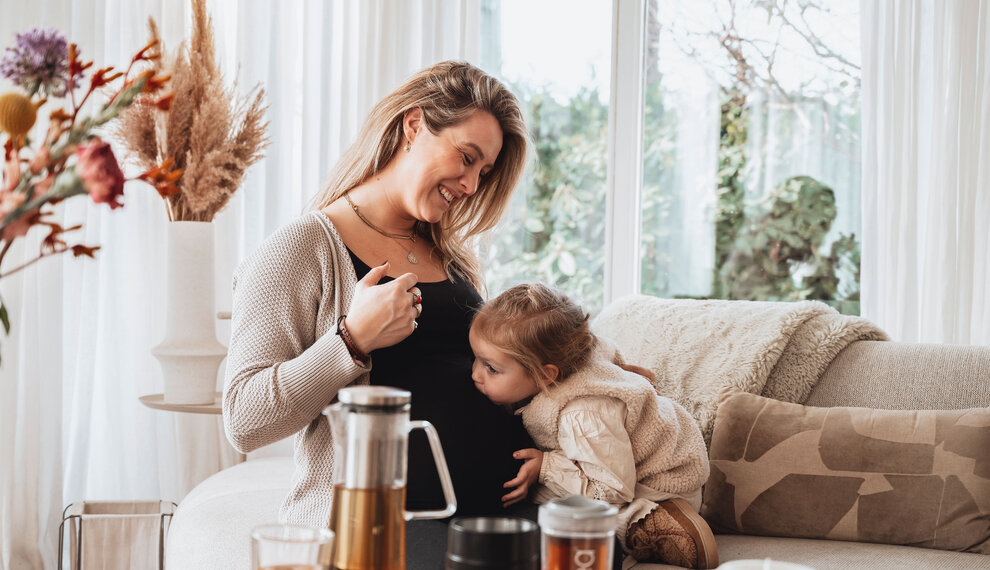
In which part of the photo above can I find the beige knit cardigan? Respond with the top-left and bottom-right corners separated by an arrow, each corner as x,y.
222,211 -> 369,527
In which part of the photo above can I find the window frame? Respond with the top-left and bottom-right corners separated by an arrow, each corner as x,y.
604,0 -> 647,304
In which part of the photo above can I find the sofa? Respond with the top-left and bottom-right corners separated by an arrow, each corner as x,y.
165,297 -> 990,569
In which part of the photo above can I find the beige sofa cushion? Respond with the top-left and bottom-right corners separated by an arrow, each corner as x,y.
701,388 -> 990,554
635,535 -> 990,569
808,341 -> 990,410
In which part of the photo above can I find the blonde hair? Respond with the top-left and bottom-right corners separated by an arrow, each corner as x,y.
308,61 -> 529,291
471,283 -> 597,388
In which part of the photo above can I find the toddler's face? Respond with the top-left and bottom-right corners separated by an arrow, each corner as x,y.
468,329 -> 541,405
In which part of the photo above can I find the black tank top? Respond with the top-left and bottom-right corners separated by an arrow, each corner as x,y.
346,249 -> 535,516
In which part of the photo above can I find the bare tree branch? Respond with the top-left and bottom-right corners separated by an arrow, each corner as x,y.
776,1 -> 861,74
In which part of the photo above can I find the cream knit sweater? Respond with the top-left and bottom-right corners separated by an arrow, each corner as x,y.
222,211 -> 369,527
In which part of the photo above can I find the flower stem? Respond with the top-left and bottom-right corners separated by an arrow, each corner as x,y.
0,246 -> 68,280
0,240 -> 13,272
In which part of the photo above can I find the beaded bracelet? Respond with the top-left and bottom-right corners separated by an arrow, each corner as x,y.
337,315 -> 370,365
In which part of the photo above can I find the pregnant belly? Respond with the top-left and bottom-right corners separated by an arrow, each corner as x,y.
404,382 -> 533,516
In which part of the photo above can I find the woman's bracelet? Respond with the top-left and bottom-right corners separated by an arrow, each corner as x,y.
337,315 -> 370,365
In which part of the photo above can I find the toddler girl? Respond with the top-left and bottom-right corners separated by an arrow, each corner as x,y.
469,283 -> 718,569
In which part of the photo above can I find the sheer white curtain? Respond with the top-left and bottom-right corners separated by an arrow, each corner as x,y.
861,0 -> 990,345
0,1 -> 480,568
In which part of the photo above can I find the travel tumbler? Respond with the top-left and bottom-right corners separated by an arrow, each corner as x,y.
538,496 -> 618,570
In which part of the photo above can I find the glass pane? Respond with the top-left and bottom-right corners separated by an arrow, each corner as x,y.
479,0 -> 611,311
640,0 -> 862,314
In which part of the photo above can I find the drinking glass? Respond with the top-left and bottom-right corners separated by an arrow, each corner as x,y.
251,524 -> 334,570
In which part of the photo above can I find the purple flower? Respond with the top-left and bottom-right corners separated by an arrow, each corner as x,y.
0,28 -> 69,97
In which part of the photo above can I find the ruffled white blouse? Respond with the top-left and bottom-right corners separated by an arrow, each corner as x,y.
527,395 -> 702,513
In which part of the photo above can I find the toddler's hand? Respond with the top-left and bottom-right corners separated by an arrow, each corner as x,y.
619,362 -> 656,383
502,448 -> 543,507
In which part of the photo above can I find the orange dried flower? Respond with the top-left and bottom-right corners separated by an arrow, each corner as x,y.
67,43 -> 93,82
152,93 -> 174,111
70,244 -> 100,258
132,39 -> 161,64
49,108 -> 71,123
139,157 -> 183,199
89,67 -> 122,90
143,72 -> 170,93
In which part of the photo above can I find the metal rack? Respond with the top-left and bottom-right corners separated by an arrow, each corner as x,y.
58,500 -> 176,570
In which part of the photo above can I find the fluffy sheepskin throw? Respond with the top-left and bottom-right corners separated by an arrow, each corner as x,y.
592,296 -> 889,446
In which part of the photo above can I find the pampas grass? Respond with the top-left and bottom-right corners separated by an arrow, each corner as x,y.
113,0 -> 268,221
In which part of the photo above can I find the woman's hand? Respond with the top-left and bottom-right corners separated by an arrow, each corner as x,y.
502,448 -> 543,507
344,261 -> 421,353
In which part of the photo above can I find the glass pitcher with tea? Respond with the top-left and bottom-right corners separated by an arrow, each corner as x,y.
324,386 -> 456,570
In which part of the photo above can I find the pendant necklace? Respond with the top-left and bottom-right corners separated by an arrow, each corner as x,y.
345,193 -> 419,264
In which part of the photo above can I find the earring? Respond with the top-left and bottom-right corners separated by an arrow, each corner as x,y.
404,140 -> 411,152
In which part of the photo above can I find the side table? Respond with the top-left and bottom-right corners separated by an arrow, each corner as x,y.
139,392 -> 245,463
139,392 -> 222,415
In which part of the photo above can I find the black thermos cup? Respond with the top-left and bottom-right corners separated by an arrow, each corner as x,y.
445,516 -> 540,569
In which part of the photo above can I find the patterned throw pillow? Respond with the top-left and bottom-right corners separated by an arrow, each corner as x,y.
701,388 -> 990,554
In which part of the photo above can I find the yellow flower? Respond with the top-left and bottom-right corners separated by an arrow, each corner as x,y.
0,91 -> 38,137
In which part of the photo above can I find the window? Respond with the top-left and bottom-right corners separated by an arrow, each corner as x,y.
478,0 -> 611,311
481,0 -> 861,314
639,0 -> 862,313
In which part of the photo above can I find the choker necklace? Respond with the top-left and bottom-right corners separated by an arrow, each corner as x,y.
345,193 -> 419,264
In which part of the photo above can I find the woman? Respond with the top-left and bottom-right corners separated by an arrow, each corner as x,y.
221,60 -> 532,551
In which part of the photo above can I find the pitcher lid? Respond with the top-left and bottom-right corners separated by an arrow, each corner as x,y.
337,385 -> 410,407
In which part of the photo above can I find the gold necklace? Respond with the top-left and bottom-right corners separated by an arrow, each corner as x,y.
344,193 -> 419,264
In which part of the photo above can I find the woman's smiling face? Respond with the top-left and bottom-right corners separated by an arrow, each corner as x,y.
399,108 -> 503,224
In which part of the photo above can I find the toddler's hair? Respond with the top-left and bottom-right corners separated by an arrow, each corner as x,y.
472,283 -> 597,385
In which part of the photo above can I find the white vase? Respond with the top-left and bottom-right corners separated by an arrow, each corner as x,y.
152,221 -> 227,404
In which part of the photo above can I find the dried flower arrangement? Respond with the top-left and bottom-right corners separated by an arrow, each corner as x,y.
0,26 -> 174,360
113,0 -> 269,222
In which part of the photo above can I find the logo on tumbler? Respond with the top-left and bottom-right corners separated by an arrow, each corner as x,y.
574,549 -> 596,568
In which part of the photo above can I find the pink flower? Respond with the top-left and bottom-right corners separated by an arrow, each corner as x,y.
75,137 -> 124,209
0,190 -> 32,241
34,173 -> 54,194
0,188 -> 25,218
29,146 -> 50,175
2,156 -> 21,193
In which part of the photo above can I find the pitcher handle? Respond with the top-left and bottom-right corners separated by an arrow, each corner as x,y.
405,420 -> 457,520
